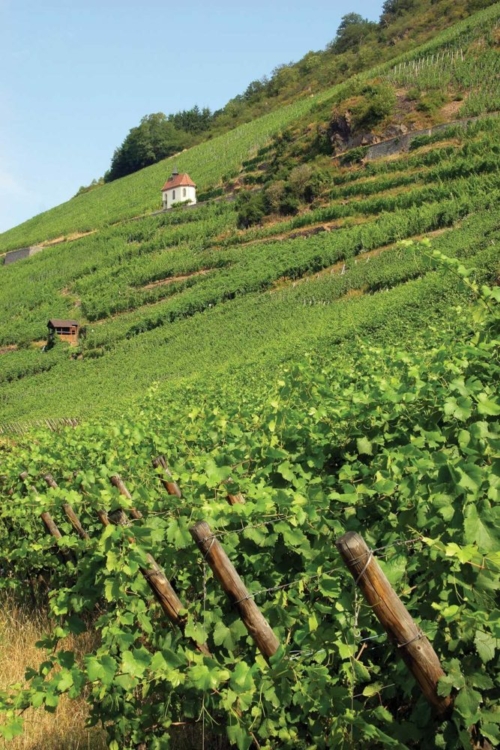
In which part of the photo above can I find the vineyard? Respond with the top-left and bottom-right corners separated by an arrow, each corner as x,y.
0,98 -> 328,255
0,2 -> 499,256
1,110 -> 500,422
0,256 -> 499,749
0,3 -> 500,748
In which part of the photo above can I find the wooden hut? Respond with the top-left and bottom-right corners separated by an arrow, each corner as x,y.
47,319 -> 79,346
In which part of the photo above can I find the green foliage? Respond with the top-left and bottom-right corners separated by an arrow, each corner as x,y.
351,82 -> 397,131
328,13 -> 378,55
236,191 -> 267,229
340,145 -> 369,165
381,0 -> 418,21
105,113 -> 196,182
105,107 -> 215,183
1,254 -> 500,748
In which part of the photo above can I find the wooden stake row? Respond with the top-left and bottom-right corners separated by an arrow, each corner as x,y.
18,468 -> 452,715
44,474 -> 89,540
96,502 -> 210,656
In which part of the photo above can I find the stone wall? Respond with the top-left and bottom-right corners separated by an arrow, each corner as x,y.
365,114 -> 499,161
3,245 -> 43,266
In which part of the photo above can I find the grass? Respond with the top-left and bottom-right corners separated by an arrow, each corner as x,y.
0,597 -> 106,750
0,595 -> 234,750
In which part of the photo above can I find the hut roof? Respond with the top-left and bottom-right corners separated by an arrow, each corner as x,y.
161,173 -> 196,192
48,319 -> 79,328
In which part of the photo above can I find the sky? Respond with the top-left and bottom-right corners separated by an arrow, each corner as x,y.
0,0 -> 383,235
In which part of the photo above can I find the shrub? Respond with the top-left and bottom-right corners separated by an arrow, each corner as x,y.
416,90 -> 447,114
279,193 -> 300,215
236,191 -> 267,228
287,165 -> 314,198
351,83 -> 397,130
340,145 -> 369,165
265,181 -> 287,213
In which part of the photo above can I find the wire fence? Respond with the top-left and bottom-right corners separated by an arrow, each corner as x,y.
0,417 -> 80,435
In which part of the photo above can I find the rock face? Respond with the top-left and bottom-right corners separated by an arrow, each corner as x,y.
327,111 -> 380,154
384,123 -> 409,139
328,112 -> 353,153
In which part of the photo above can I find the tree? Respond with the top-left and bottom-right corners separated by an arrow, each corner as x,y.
328,13 -> 377,55
380,0 -> 418,24
168,106 -> 214,135
105,114 -> 194,182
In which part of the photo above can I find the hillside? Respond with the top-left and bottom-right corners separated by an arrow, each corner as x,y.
0,4 -> 499,424
88,0 -> 500,187
0,5 -> 499,750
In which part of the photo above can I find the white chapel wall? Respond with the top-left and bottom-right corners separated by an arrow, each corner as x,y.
162,184 -> 197,210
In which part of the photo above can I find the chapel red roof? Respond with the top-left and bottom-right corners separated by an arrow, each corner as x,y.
161,172 -> 196,192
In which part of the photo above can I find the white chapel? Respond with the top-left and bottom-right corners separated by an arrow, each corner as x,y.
161,169 -> 197,209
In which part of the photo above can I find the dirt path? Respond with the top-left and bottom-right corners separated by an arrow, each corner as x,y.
141,269 -> 211,290
40,230 -> 96,247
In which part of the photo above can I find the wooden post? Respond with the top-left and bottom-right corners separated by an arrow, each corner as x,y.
40,511 -> 77,565
152,456 -> 182,498
97,509 -> 210,656
43,474 -> 90,540
225,477 -> 245,506
96,509 -> 110,527
336,531 -> 452,715
226,493 -> 245,505
226,481 -> 245,506
61,504 -> 89,540
110,474 -> 142,519
18,471 -> 76,565
190,521 -> 279,660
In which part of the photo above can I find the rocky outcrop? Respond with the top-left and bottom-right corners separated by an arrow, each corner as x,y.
327,111 -> 381,154
328,112 -> 353,152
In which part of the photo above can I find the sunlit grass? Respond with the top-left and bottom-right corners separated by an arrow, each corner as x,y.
0,596 -> 106,750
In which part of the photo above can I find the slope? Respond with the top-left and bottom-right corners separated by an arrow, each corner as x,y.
0,8 -> 499,750
1,1 -> 499,253
0,3 -> 499,429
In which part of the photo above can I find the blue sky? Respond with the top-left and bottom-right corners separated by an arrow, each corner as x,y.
0,0 -> 382,235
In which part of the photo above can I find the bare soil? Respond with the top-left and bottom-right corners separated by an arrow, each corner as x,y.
141,269 -> 211,290
40,230 -> 95,247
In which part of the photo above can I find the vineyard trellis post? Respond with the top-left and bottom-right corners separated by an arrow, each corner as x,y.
18,470 -> 77,565
110,474 -> 143,519
97,507 -> 211,656
226,478 -> 245,506
43,474 -> 90,540
40,511 -> 77,566
152,456 -> 182,498
190,520 -> 280,660
336,531 -> 452,715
